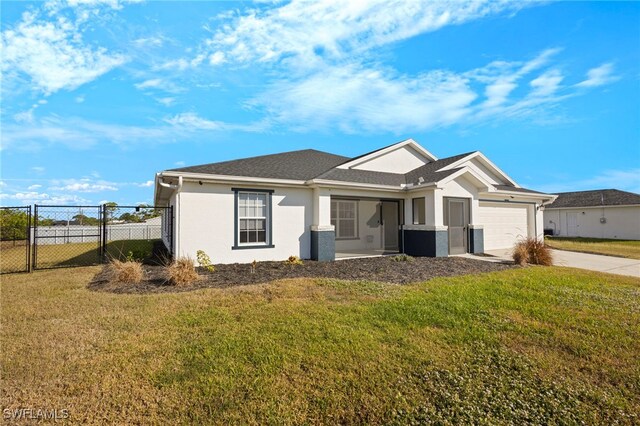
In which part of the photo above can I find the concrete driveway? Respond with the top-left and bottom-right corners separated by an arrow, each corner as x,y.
483,249 -> 640,278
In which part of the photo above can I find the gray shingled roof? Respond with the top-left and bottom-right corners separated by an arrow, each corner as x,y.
546,189 -> 640,208
165,146 -> 548,194
169,149 -> 349,181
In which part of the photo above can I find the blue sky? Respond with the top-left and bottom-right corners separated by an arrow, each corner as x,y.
1,0 -> 639,206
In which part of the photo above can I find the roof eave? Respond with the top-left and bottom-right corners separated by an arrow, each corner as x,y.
545,203 -> 640,209
157,171 -> 307,187
481,189 -> 557,202
307,179 -> 405,192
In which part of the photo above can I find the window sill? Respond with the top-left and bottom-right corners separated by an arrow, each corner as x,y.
232,244 -> 275,250
335,237 -> 360,241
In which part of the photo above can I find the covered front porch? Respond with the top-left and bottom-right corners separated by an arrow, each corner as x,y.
310,188 -> 404,261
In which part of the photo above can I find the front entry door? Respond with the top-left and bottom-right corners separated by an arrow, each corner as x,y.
446,198 -> 469,255
381,201 -> 399,251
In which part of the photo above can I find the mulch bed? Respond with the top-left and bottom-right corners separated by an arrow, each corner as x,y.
88,255 -> 515,294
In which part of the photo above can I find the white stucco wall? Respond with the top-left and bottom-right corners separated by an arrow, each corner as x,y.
175,182 -> 313,263
544,206 -> 640,240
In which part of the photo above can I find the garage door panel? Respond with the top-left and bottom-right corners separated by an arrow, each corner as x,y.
478,202 -> 529,251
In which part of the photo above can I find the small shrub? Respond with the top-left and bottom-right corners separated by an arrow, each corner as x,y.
124,250 -> 148,262
285,255 -> 303,265
512,237 -> 553,266
196,250 -> 215,272
106,259 -> 144,284
166,257 -> 199,286
390,254 -> 414,262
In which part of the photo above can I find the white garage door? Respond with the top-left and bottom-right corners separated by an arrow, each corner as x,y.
478,202 -> 530,251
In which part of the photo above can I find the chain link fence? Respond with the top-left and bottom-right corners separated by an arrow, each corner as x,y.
0,204 -> 173,272
33,205 -> 103,269
0,206 -> 32,274
103,205 -> 169,264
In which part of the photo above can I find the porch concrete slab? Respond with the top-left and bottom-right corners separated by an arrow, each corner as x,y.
483,248 -> 640,278
335,250 -> 399,260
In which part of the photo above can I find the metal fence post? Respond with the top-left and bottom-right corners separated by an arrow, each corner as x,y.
101,204 -> 107,263
32,204 -> 38,270
27,206 -> 32,272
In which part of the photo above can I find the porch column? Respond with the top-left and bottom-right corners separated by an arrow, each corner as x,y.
310,188 -> 335,261
468,198 -> 484,254
403,190 -> 448,257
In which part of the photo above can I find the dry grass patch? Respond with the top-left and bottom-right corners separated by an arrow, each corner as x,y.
165,256 -> 199,286
104,259 -> 144,284
512,237 -> 553,266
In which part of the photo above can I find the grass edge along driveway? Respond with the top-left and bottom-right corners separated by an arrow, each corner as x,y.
1,266 -> 639,424
545,236 -> 640,260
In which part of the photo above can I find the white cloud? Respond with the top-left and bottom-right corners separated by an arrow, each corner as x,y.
133,35 -> 166,48
134,78 -> 164,89
2,116 -> 170,150
0,191 -> 90,205
576,63 -> 619,88
164,112 -> 226,131
207,0 -> 527,68
249,48 -> 583,133
165,112 -> 269,133
13,110 -> 35,123
31,166 -> 46,174
49,179 -> 118,192
137,180 -> 154,187
209,51 -> 226,65
1,10 -> 127,95
156,97 -> 176,106
2,113 -> 266,151
27,184 -> 43,190
254,65 -> 475,133
75,95 -> 85,103
529,69 -> 563,97
174,161 -> 185,167
134,78 -> 183,93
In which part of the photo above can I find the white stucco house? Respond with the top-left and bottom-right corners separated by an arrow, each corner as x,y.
544,189 -> 640,240
154,139 -> 556,263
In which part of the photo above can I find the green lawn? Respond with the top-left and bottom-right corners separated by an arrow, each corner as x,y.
546,236 -> 640,260
1,266 -> 639,424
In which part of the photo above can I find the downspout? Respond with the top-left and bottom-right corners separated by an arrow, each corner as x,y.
157,174 -> 183,257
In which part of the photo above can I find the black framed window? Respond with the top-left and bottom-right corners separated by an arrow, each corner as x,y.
232,188 -> 274,249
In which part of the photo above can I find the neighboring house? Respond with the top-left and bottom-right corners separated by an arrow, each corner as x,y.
154,139 -> 555,263
544,189 -> 640,240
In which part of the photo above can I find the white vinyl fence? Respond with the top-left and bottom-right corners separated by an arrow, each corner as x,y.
33,223 -> 161,245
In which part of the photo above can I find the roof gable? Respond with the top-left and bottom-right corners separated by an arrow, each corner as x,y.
336,138 -> 437,174
437,151 -> 519,187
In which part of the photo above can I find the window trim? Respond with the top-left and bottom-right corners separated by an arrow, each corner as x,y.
412,197 -> 426,225
232,188 -> 275,250
331,199 -> 359,240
